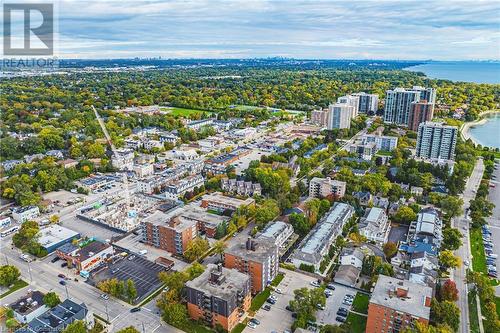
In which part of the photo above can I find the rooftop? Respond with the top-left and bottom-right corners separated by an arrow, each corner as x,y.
186,264 -> 249,301
142,208 -> 197,231
370,275 -> 432,320
38,225 -> 80,249
22,299 -> 88,333
258,221 -> 292,240
10,291 -> 45,315
76,241 -> 111,262
202,192 -> 255,208
226,238 -> 277,263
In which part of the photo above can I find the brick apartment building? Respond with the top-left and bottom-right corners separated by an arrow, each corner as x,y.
224,238 -> 278,294
185,264 -> 251,332
141,210 -> 197,255
367,275 -> 432,333
408,100 -> 434,131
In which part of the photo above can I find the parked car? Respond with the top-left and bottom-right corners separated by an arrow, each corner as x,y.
337,309 -> 348,317
247,322 -> 257,329
274,288 -> 283,294
326,284 -> 336,290
59,280 -> 66,286
100,294 -> 109,300
266,298 -> 276,304
57,274 -> 66,279
263,304 -> 271,311
130,307 -> 141,313
464,260 -> 470,266
61,262 -> 67,268
316,304 -> 326,310
310,281 -> 320,287
249,318 -> 260,325
285,305 -> 293,312
336,316 -> 347,323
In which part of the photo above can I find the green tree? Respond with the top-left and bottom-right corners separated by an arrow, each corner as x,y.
383,242 -> 398,259
43,292 -> 61,307
431,300 -> 460,332
393,206 -> 417,225
126,279 -> 137,303
440,196 -> 463,219
0,265 -> 21,287
212,240 -> 227,263
254,199 -> 280,227
160,302 -> 188,327
62,320 -> 87,333
438,250 -> 461,271
185,262 -> 205,280
442,228 -> 462,251
289,213 -> 310,237
184,238 -> 209,262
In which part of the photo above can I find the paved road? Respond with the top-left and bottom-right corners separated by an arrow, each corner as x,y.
0,234 -> 178,332
452,158 -> 484,333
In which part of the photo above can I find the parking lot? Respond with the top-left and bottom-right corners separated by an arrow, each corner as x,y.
316,284 -> 357,326
387,224 -> 408,244
114,232 -> 190,271
88,254 -> 167,303
243,269 -> 317,333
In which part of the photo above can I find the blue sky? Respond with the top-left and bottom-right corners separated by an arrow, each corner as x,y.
50,0 -> 500,59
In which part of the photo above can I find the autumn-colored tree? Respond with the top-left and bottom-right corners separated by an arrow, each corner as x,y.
440,280 -> 458,302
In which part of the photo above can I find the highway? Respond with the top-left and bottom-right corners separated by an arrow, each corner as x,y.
452,157 -> 484,333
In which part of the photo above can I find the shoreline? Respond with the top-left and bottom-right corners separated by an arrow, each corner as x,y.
460,110 -> 500,145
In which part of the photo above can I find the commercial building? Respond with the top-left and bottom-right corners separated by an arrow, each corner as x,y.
327,103 -> 353,129
309,177 -> 346,199
200,192 -> 255,212
408,100 -> 434,131
224,238 -> 279,294
337,94 -> 360,118
256,221 -> 294,249
12,206 -> 40,223
221,178 -> 262,197
37,225 -> 80,253
10,290 -> 49,324
416,122 -> 458,161
17,299 -> 93,333
358,207 -> 391,245
353,92 -> 379,114
367,275 -> 432,333
310,109 -> 329,128
291,203 -> 354,273
56,240 -> 114,273
141,208 -> 198,255
185,264 -> 251,332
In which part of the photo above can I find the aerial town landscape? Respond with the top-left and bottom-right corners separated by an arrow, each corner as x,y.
0,1 -> 499,333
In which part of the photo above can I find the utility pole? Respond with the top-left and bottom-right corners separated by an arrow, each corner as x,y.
142,322 -> 145,333
64,283 -> 69,299
4,253 -> 8,265
27,261 -> 33,282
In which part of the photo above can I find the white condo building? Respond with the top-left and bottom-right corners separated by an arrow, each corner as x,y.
416,122 -> 458,161
328,103 -> 353,129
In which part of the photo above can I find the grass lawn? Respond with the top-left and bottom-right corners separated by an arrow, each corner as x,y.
271,273 -> 284,287
179,320 -> 215,333
468,291 -> 480,333
376,150 -> 393,156
0,279 -> 29,299
231,323 -> 246,333
346,312 -> 367,333
162,107 -> 212,117
351,293 -> 369,314
496,296 -> 500,317
471,227 -> 487,274
250,288 -> 271,312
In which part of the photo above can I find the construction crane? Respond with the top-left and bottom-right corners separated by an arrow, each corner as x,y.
91,105 -> 132,225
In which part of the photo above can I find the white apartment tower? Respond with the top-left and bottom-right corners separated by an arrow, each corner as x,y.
328,103 -> 353,129
337,95 -> 360,118
353,92 -> 379,114
416,122 -> 458,161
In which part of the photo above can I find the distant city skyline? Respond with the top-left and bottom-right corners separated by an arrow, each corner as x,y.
6,0 -> 500,60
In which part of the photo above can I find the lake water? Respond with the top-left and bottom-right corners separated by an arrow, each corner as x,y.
405,61 -> 500,84
468,114 -> 500,149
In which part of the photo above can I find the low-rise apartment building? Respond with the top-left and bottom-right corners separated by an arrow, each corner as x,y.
308,177 -> 346,199
367,275 -> 432,333
256,221 -> 294,250
358,207 -> 391,245
224,238 -> 279,294
221,178 -> 262,197
201,192 -> 255,212
141,209 -> 197,255
185,264 -> 251,332
10,291 -> 49,324
291,202 -> 354,273
164,174 -> 204,200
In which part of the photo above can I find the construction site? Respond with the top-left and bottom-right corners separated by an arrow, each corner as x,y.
76,193 -> 164,232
